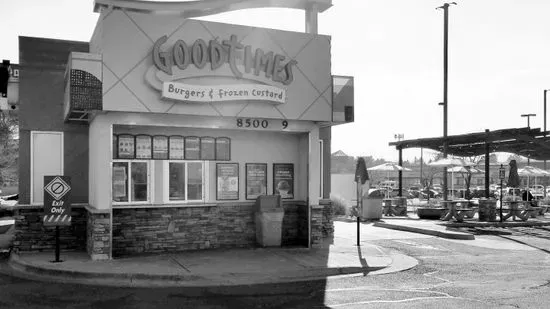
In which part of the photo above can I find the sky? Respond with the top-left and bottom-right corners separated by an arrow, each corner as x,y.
2,0 -> 550,162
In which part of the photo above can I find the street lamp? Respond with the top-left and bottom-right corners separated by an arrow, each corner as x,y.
521,113 -> 536,129
436,2 -> 456,201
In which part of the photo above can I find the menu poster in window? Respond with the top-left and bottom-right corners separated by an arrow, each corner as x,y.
216,137 -> 230,161
169,136 -> 184,160
185,137 -> 200,160
153,136 -> 168,159
136,135 -> 152,159
201,137 -> 215,160
273,164 -> 294,199
117,135 -> 135,159
112,165 -> 127,198
246,163 -> 267,200
216,163 -> 239,200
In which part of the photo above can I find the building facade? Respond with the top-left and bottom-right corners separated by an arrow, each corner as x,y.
15,0 -> 353,259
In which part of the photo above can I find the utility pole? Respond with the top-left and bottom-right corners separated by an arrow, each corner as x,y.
437,2 -> 456,201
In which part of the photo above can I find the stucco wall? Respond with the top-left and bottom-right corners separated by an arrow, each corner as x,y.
18,36 -> 90,205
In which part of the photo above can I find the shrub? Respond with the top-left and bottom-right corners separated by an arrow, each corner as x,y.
330,193 -> 351,216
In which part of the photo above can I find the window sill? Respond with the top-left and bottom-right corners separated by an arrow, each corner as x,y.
112,203 -> 218,209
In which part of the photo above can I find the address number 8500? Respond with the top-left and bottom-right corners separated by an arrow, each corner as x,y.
237,118 -> 289,129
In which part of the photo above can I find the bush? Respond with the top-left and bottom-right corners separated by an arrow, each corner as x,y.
330,193 -> 351,216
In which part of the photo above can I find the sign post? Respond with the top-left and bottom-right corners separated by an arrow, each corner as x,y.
499,164 -> 506,223
43,176 -> 72,263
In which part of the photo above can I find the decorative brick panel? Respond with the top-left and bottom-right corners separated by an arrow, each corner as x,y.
86,211 -> 111,260
112,203 -> 308,257
13,207 -> 87,253
310,206 -> 323,248
320,199 -> 334,237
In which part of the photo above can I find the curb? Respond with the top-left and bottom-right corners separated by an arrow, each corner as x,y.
373,222 -> 475,240
442,221 -> 550,228
7,252 -> 397,290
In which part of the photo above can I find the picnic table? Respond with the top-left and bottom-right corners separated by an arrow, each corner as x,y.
500,200 -> 531,221
440,200 -> 478,222
382,198 -> 407,216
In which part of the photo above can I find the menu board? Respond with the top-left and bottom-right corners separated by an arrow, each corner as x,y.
201,137 -> 215,160
273,163 -> 294,199
153,136 -> 168,159
112,165 -> 127,199
135,135 -> 152,159
217,163 -> 239,200
169,136 -> 184,160
117,135 -> 135,159
246,163 -> 267,200
216,137 -> 230,161
185,137 -> 200,160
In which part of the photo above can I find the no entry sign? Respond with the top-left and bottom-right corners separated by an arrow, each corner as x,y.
43,176 -> 72,226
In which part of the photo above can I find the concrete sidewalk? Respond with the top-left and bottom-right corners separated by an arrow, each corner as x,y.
6,234 -> 418,288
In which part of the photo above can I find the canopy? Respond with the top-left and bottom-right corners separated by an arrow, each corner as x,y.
367,162 -> 412,172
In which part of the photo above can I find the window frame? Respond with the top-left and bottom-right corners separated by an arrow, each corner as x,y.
112,159 -> 151,205
164,160 -> 206,204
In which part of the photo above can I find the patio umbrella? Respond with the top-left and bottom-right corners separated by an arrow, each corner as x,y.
367,163 -> 411,198
428,157 -> 472,198
517,165 -> 550,190
447,166 -> 484,198
508,160 -> 521,198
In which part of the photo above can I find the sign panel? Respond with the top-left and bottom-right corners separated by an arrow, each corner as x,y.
200,137 -> 215,160
246,163 -> 267,200
153,135 -> 168,159
273,163 -> 294,199
136,135 -> 152,159
169,136 -> 184,160
217,163 -> 239,200
162,82 -> 286,104
215,137 -> 230,161
185,137 -> 200,160
118,135 -> 135,159
43,176 -> 72,226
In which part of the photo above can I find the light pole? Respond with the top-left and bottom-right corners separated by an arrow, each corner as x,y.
437,2 -> 456,201
521,113 -> 536,165
521,113 -> 536,129
544,90 -> 550,170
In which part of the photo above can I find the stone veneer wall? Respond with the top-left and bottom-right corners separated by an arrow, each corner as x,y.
310,205 -> 323,248
86,210 -> 111,260
13,206 -> 87,253
112,202 -> 308,257
319,199 -> 334,238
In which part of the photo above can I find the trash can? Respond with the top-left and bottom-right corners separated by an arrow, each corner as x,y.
255,195 -> 285,247
361,190 -> 383,220
478,198 -> 497,221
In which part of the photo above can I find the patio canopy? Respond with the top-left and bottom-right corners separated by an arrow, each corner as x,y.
388,127 -> 550,161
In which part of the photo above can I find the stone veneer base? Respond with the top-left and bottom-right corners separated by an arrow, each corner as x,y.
111,202 -> 310,257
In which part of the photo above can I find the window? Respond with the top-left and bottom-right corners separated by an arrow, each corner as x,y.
112,161 -> 150,203
168,161 -> 204,202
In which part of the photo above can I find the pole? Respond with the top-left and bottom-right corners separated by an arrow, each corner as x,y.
55,226 -> 61,262
500,178 -> 503,223
356,176 -> 360,246
545,90 -> 548,196
420,148 -> 423,186
437,3 -> 455,200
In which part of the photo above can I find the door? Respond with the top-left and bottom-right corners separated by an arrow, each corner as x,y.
31,131 -> 63,204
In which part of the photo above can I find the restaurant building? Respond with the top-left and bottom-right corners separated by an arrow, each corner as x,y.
14,0 -> 354,260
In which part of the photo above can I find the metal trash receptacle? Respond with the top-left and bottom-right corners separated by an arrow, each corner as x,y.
255,195 -> 285,247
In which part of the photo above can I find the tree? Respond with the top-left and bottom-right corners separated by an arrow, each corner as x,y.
0,111 -> 18,187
